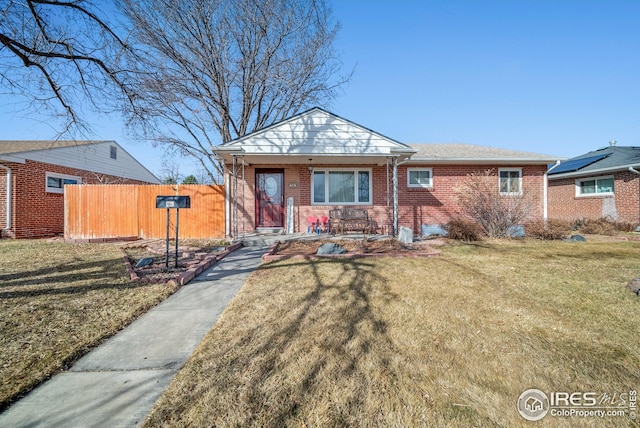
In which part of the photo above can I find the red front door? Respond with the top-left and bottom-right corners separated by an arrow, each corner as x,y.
256,169 -> 284,228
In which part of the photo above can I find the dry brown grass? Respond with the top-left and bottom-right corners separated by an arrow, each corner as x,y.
0,239 -> 178,410
143,239 -> 640,427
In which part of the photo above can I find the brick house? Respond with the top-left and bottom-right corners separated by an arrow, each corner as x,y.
213,108 -> 560,238
548,143 -> 640,225
0,140 -> 160,238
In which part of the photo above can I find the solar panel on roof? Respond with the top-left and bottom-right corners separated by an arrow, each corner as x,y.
548,153 -> 610,175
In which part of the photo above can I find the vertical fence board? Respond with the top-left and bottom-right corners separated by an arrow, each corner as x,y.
65,184 -> 225,240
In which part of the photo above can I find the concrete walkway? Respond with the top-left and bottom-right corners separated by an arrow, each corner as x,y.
0,245 -> 268,428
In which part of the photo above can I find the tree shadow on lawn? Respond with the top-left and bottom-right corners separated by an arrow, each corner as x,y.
248,257 -> 401,425
155,256 -> 420,426
0,256 -> 142,299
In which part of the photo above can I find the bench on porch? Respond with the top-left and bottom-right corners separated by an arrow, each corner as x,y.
328,208 -> 376,235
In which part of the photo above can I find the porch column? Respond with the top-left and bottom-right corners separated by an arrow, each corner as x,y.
392,156 -> 398,237
232,155 -> 238,238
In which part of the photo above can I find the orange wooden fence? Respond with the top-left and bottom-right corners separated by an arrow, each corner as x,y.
65,184 -> 225,240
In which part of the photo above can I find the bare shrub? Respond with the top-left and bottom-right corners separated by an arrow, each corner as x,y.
579,218 -> 637,235
445,218 -> 483,241
455,169 -> 534,238
525,219 -> 571,240
615,221 -> 637,232
581,218 -> 617,235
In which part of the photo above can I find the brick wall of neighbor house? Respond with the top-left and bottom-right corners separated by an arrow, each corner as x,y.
1,159 -> 152,239
548,170 -> 640,225
227,163 -> 548,236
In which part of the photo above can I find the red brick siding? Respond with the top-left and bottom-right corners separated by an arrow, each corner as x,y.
1,159 -> 152,239
548,171 -> 640,224
227,163 -> 548,235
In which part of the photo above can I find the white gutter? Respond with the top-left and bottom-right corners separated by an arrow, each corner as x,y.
0,164 -> 12,230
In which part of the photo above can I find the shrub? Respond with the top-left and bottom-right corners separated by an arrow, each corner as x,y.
454,169 -> 533,238
525,219 -> 571,240
581,218 -> 616,235
579,218 -> 638,235
445,218 -> 483,241
614,221 -> 637,232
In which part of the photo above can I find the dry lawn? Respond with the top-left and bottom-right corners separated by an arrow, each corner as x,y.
0,239 -> 178,410
145,239 -> 640,427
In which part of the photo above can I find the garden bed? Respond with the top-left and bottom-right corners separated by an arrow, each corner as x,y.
262,238 -> 442,261
120,239 -> 241,285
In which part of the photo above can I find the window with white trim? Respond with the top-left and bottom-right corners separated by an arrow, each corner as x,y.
46,172 -> 81,194
407,168 -> 433,188
312,169 -> 371,204
499,168 -> 522,194
576,176 -> 614,196
110,145 -> 117,159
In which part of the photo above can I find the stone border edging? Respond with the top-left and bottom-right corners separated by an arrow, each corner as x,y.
121,242 -> 243,286
261,241 -> 441,262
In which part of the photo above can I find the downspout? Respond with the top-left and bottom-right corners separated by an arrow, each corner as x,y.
0,164 -> 12,231
628,166 -> 640,175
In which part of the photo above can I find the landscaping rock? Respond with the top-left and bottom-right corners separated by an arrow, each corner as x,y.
627,278 -> 640,296
563,235 -> 586,242
316,243 -> 346,255
134,257 -> 154,268
421,224 -> 447,237
507,225 -> 526,238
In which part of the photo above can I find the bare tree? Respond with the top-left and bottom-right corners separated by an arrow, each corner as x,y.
455,169 -> 534,238
0,0 -> 137,134
120,0 -> 348,182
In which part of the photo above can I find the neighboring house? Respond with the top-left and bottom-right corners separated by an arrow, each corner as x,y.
547,142 -> 640,225
0,140 -> 160,238
213,107 -> 560,237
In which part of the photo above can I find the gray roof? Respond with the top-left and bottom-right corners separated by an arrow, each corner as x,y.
407,143 -> 561,164
0,140 -> 102,155
548,145 -> 640,178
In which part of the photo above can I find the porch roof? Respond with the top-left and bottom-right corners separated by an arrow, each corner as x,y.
213,107 -> 417,165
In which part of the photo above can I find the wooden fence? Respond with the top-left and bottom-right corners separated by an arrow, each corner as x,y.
65,184 -> 225,240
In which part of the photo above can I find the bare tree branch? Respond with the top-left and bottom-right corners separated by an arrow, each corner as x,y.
120,0 -> 350,182
0,0 -> 139,135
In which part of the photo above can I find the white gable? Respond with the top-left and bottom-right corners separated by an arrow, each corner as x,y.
215,108 -> 416,163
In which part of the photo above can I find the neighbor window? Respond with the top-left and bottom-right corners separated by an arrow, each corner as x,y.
407,168 -> 433,188
499,168 -> 522,194
312,169 -> 371,204
110,145 -> 117,159
46,172 -> 81,194
577,176 -> 614,196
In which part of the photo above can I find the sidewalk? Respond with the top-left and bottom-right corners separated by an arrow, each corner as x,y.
0,245 -> 268,428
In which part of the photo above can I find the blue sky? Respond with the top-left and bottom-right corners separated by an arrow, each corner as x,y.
2,0 -> 639,177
